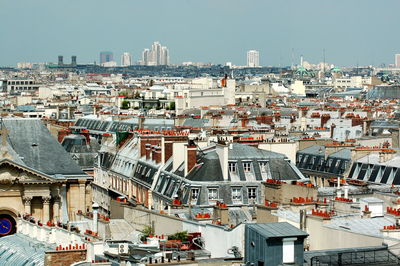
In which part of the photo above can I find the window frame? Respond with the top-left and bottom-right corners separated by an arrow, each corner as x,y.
208,188 -> 218,201
248,187 -> 257,200
231,187 -> 242,203
243,162 -> 252,173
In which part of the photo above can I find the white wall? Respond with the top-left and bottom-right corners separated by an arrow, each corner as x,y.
258,142 -> 298,163
183,221 -> 245,258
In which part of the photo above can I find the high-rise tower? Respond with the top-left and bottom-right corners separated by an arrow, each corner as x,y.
100,51 -> 114,65
247,50 -> 260,67
121,52 -> 132,66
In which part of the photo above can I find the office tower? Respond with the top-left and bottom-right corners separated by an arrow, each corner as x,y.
100,51 -> 114,65
247,50 -> 260,67
58,55 -> 64,66
152,42 -> 162,65
121,52 -> 132,66
71,56 -> 77,66
142,49 -> 150,65
161,46 -> 169,65
395,54 -> 400,68
141,42 -> 170,66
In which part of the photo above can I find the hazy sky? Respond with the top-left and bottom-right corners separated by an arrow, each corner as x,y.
1,0 -> 400,67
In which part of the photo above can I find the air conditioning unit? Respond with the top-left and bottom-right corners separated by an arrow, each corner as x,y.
118,243 -> 129,254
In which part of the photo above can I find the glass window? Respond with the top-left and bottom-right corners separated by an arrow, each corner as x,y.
243,162 -> 252,172
259,162 -> 268,172
191,188 -> 199,201
208,188 -> 218,200
232,187 -> 242,202
248,187 -> 257,200
229,162 -> 237,173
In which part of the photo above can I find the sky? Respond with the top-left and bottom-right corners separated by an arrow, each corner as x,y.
1,0 -> 400,67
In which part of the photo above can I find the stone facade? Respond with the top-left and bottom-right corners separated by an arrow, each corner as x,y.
0,159 -> 91,227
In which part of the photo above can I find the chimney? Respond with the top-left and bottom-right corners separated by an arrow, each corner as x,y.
343,184 -> 349,199
58,129 -> 70,143
213,202 -> 229,225
92,203 -> 99,234
151,145 -> 156,161
330,123 -> 336,139
379,150 -> 396,163
184,141 -> 197,176
154,146 -> 162,164
138,116 -> 145,129
145,143 -> 151,160
216,142 -> 229,181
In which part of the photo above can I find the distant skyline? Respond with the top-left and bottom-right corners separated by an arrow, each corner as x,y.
1,0 -> 400,67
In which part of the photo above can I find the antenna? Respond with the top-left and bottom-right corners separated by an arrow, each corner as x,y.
323,48 -> 326,73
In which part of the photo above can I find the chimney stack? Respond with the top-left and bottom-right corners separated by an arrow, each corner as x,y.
184,141 -> 197,176
216,142 -> 229,181
92,203 -> 99,234
154,146 -> 162,164
145,143 -> 151,160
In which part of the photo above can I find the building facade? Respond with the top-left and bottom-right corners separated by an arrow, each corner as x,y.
247,50 -> 260,67
121,52 -> 132,67
99,51 -> 114,65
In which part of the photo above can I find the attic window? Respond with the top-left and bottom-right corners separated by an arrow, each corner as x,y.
228,162 -> 237,173
243,162 -> 252,172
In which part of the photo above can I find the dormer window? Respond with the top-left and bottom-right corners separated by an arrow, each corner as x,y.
208,188 -> 218,201
191,188 -> 200,201
297,155 -> 303,163
232,187 -> 242,203
243,162 -> 252,172
248,187 -> 257,201
229,162 -> 237,173
259,161 -> 268,172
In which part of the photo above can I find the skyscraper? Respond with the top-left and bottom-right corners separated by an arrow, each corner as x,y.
142,49 -> 150,65
161,46 -> 169,65
100,51 -> 114,65
121,52 -> 132,66
247,50 -> 260,67
141,42 -> 170,66
395,54 -> 400,68
58,55 -> 64,66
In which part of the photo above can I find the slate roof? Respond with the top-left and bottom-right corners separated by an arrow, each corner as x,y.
324,216 -> 395,239
182,118 -> 209,128
3,119 -> 86,177
186,151 -> 223,182
185,143 -> 299,182
75,117 -> 174,133
298,145 -> 325,155
228,143 -> 286,159
246,222 -> 308,239
329,149 -> 351,160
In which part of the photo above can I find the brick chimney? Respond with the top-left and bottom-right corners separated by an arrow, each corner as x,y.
145,143 -> 151,160
213,201 -> 229,225
58,129 -> 71,143
184,141 -> 197,176
330,123 -> 336,138
153,146 -> 162,164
